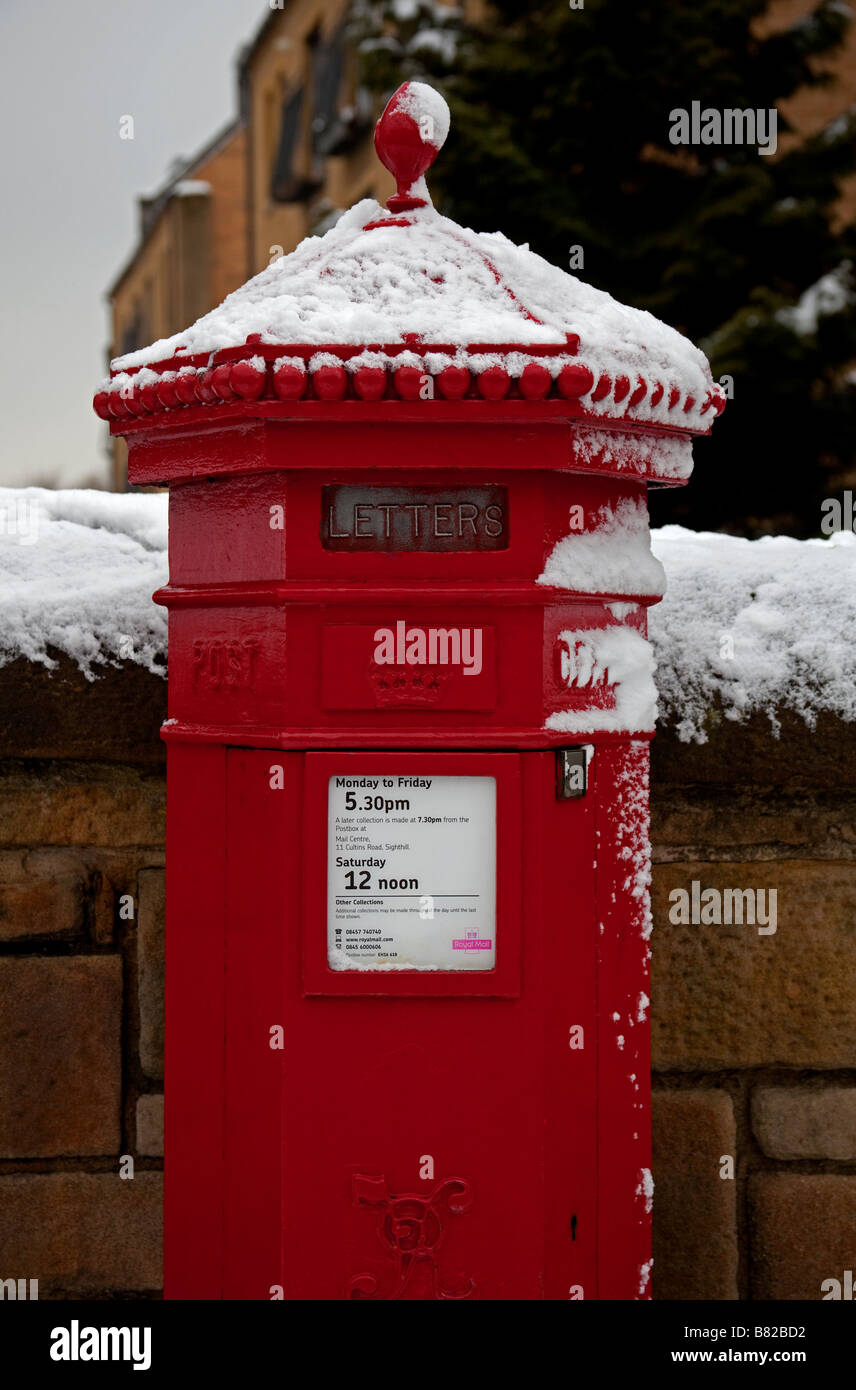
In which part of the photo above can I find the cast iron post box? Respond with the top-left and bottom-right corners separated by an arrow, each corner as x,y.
96,83 -> 724,1301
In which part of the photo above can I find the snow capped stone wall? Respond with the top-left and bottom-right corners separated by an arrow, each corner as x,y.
1,488 -> 853,743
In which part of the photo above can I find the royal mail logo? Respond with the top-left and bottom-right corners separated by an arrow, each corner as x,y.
373,621 -> 484,677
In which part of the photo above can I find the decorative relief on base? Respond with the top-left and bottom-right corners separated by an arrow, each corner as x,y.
348,1173 -> 475,1300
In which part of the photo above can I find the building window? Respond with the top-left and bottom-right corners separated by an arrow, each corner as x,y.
269,25 -> 368,204
310,32 -> 345,167
120,296 -> 148,357
270,85 -> 307,202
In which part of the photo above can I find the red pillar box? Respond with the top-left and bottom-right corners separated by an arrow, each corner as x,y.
96,83 -> 724,1302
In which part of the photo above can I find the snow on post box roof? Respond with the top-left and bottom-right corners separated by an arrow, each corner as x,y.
96,82 -> 726,450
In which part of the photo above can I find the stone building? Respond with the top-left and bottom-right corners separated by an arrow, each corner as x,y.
108,0 -> 395,489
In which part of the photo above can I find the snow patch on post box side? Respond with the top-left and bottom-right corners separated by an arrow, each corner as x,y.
613,748 -> 654,945
570,428 -> 694,482
538,497 -> 666,597
547,627 -> 658,735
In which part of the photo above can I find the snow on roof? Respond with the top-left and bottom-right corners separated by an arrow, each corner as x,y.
173,179 -> 212,197
111,197 -> 714,425
108,82 -> 720,431
0,490 -> 853,742
99,85 -> 726,435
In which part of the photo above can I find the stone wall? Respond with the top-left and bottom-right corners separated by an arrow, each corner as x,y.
0,661 -> 853,1299
651,714 -> 856,1300
0,659 -> 165,1299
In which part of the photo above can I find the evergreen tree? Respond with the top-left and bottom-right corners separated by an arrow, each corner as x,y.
350,0 -> 856,536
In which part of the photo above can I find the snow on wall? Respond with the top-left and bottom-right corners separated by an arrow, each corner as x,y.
0,491 -> 854,744
651,526 -> 856,741
0,488 -> 168,678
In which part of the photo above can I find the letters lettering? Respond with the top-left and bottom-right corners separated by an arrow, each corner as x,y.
322,486 -> 508,551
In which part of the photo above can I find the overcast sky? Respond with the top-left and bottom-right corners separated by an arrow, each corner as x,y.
0,0 -> 265,487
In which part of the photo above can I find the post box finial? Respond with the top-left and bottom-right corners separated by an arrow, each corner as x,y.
374,81 -> 450,214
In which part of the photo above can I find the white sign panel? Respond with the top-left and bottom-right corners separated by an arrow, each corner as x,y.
328,774 -> 496,971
